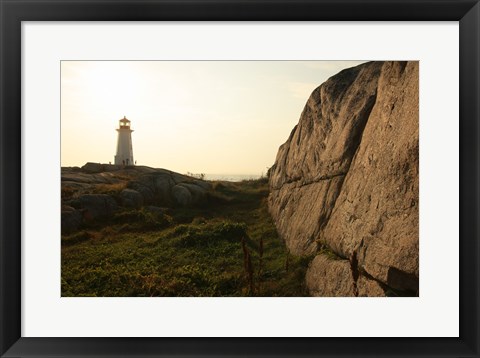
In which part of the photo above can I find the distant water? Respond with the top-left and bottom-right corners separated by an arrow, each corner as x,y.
205,174 -> 261,182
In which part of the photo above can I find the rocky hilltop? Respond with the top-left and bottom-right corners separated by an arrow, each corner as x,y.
268,61 -> 419,296
62,163 -> 212,233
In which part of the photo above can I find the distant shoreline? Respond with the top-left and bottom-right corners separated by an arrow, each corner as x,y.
61,164 -> 262,183
204,174 -> 261,182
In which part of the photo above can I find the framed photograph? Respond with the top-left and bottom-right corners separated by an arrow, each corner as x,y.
1,0 -> 478,357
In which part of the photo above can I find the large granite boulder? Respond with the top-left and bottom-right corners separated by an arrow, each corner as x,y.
268,61 -> 419,296
321,61 -> 419,293
269,62 -> 383,255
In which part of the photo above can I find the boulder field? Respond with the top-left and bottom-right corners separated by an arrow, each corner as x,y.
268,61 -> 419,296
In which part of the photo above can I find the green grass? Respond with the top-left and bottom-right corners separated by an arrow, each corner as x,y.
61,179 -> 310,297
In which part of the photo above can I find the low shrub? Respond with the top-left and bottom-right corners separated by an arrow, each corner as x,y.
92,182 -> 127,197
112,208 -> 173,231
171,221 -> 247,248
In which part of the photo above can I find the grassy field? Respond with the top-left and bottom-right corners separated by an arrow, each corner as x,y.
61,178 -> 311,297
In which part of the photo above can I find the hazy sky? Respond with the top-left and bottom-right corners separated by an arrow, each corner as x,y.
61,61 -> 364,175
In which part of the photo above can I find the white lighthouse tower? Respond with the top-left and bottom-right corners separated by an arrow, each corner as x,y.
114,116 -> 134,166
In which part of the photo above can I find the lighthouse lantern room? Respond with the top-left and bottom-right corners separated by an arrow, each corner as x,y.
114,116 -> 134,166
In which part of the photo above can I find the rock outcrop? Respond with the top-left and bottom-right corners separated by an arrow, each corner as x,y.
61,165 -> 212,233
61,205 -> 83,233
268,61 -> 419,296
127,170 -> 211,207
120,188 -> 144,208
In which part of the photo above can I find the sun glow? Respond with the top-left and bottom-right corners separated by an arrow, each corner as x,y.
61,61 -> 365,174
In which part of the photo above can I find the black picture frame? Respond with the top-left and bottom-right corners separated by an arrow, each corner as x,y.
1,0 -> 478,357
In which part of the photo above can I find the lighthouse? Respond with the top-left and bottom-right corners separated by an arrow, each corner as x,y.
114,116 -> 134,166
